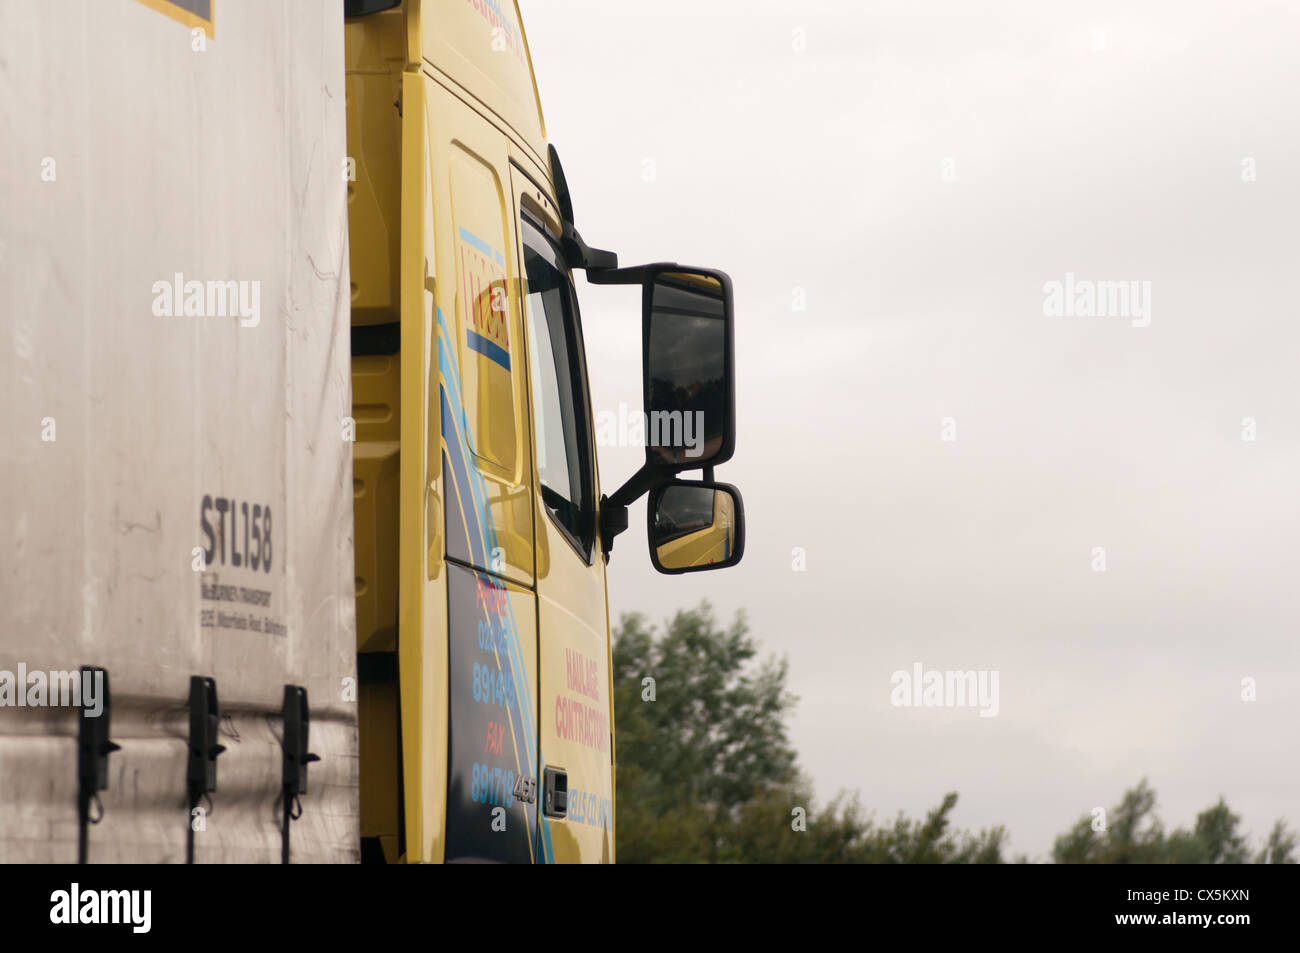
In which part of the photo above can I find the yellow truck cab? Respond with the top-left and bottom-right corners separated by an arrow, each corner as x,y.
344,0 -> 744,863
0,0 -> 739,867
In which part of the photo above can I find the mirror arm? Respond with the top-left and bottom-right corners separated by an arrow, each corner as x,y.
598,495 -> 627,561
585,264 -> 648,285
585,263 -> 684,286
608,462 -> 662,509
560,221 -> 618,272
599,463 -> 664,560
548,145 -> 619,272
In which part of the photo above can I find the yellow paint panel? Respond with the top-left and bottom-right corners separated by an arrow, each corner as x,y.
538,589 -> 613,863
429,73 -> 534,589
420,0 -> 546,161
449,148 -> 518,478
396,70 -> 450,865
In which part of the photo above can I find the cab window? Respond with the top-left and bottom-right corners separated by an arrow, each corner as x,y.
521,216 -> 595,560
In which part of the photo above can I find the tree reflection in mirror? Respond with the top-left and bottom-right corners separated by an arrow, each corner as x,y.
646,272 -> 726,467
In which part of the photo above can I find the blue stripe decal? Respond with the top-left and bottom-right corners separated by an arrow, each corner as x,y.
467,329 -> 511,371
437,306 -> 554,864
440,391 -> 487,568
458,225 -> 497,262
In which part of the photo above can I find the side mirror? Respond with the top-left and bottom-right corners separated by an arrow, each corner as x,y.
643,268 -> 735,470
585,260 -> 738,562
648,481 -> 744,573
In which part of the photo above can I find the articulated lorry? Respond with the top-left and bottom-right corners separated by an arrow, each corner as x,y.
0,0 -> 742,863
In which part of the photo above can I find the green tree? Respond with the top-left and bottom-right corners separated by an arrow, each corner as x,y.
612,603 -> 1004,863
1255,820 -> 1298,864
1053,780 -> 1295,864
1192,798 -> 1250,864
612,603 -> 797,862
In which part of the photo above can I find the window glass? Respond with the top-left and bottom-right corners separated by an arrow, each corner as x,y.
522,218 -> 593,556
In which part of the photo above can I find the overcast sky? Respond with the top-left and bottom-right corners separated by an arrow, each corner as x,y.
524,0 -> 1300,859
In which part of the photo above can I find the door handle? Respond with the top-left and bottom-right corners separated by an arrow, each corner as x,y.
543,766 -> 568,819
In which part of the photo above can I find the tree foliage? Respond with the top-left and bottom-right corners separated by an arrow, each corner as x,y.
612,603 -> 1004,863
1053,779 -> 1293,864
613,602 -> 1296,864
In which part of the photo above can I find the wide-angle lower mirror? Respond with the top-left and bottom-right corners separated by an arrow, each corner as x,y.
648,481 -> 745,573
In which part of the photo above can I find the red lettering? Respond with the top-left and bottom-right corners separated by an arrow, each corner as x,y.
475,577 -> 507,615
552,694 -> 608,754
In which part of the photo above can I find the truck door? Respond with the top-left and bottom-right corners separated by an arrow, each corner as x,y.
420,75 -> 540,864
512,180 -> 614,864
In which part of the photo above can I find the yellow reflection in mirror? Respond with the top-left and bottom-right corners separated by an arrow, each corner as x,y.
653,487 -> 735,570
659,272 -> 722,295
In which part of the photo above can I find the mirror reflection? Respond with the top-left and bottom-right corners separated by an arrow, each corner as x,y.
645,272 -> 727,467
651,483 -> 739,571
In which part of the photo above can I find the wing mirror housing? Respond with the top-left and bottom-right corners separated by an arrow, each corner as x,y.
591,263 -> 739,562
647,481 -> 745,573
589,264 -> 736,472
